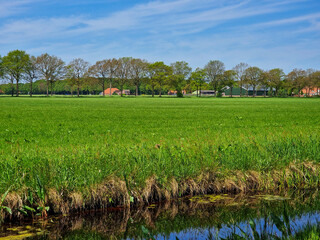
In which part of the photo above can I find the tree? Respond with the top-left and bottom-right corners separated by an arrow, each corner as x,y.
310,71 -> 320,96
243,67 -> 263,97
0,55 -> 5,88
36,53 -> 65,96
305,69 -> 315,96
268,68 -> 284,97
170,61 -> 192,97
25,56 -> 38,97
190,68 -> 206,97
204,60 -> 225,96
258,71 -> 270,97
106,58 -> 118,96
223,70 -> 237,97
2,50 -> 30,97
88,60 -> 110,96
287,69 -> 307,97
148,62 -> 172,97
0,55 -> 3,79
115,57 -> 132,97
147,63 -> 157,97
130,58 -> 148,96
233,62 -> 249,97
67,58 -> 90,97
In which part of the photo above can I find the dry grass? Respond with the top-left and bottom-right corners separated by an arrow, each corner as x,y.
1,161 -> 320,221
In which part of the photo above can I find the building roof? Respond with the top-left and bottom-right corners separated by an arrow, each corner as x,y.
192,90 -> 215,94
103,88 -> 120,95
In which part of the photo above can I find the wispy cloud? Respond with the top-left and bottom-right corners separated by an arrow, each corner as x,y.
252,12 -> 320,27
0,0 -> 307,42
0,0 -> 319,72
0,0 -> 40,18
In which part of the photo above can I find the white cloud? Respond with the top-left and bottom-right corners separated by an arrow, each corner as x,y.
0,0 -> 41,18
251,12 -> 320,28
0,0 -> 319,72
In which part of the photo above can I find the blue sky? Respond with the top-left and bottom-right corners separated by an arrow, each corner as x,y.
0,0 -> 319,73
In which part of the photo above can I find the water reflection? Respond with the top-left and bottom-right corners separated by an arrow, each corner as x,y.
1,190 -> 320,239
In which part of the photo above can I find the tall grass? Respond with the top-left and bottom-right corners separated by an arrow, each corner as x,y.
0,97 -> 319,198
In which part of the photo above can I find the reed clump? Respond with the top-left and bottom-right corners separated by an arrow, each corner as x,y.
2,161 -> 320,221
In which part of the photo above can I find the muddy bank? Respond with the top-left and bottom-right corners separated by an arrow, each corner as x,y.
2,190 -> 320,239
1,161 -> 319,222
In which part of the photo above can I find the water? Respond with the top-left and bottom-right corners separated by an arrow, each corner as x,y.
1,190 -> 320,239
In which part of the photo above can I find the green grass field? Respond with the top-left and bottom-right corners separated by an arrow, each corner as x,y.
0,97 -> 320,206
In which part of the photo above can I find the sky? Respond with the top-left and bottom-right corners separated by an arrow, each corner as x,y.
0,0 -> 319,73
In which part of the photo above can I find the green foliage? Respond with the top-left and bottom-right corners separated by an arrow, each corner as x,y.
1,50 -> 30,96
0,185 -> 13,222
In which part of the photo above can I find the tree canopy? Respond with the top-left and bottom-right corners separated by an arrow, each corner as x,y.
0,50 -> 319,98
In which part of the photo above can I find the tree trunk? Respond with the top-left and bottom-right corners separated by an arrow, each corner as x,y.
264,88 -> 266,97
121,85 -> 123,97
159,85 -> 162,97
230,86 -> 233,98
30,81 -> 33,97
11,80 -> 14,97
196,86 -> 198,97
240,82 -> 242,97
16,78 -> 19,97
50,81 -> 53,96
46,80 -> 49,97
253,86 -> 256,97
102,81 -> 105,97
109,80 -> 112,96
200,84 -> 202,97
152,86 -> 154,97
77,82 -> 80,97
135,85 -> 138,97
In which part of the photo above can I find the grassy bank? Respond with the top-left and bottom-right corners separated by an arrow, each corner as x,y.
0,97 -> 320,218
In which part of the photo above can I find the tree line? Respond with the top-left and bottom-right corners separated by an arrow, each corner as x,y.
0,50 -> 319,97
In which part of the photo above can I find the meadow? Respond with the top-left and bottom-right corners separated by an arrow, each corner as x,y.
0,97 -> 320,217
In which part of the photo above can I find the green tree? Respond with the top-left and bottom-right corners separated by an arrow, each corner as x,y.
88,60 -> 110,96
258,71 -> 270,97
190,68 -> 206,97
287,69 -> 307,97
25,56 -> 38,97
305,69 -> 315,96
310,71 -> 320,96
205,60 -> 225,96
130,58 -> 148,96
36,53 -> 65,96
170,61 -> 192,97
148,62 -> 172,97
0,55 -> 3,79
223,70 -> 237,97
66,58 -> 90,97
268,68 -> 285,96
106,58 -> 119,96
147,63 -> 157,97
2,50 -> 30,97
233,62 -> 249,97
244,66 -> 263,97
115,57 -> 132,97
